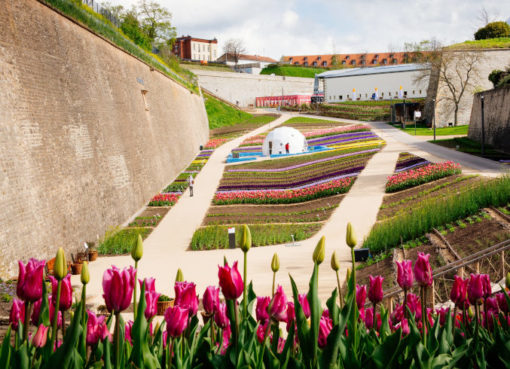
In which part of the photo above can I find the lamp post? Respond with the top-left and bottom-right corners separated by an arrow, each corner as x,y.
432,98 -> 436,141
481,94 -> 485,156
402,98 -> 406,129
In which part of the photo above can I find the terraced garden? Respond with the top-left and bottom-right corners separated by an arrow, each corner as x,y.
191,119 -> 385,250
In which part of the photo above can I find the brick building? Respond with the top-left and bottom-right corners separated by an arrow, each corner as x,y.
282,52 -> 419,68
173,35 -> 218,61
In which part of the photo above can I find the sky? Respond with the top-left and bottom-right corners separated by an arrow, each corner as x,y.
108,0 -> 510,60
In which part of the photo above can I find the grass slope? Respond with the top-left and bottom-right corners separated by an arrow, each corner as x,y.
388,122 -> 469,136
260,65 -> 327,78
430,136 -> 510,161
449,37 -> 510,49
204,95 -> 252,129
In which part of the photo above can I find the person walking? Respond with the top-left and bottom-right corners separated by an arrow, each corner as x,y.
187,175 -> 194,197
285,142 -> 290,154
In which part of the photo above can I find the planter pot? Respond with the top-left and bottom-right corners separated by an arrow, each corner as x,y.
157,299 -> 174,315
88,250 -> 98,261
71,263 -> 83,275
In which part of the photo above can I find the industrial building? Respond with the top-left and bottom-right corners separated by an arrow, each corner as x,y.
317,64 -> 431,103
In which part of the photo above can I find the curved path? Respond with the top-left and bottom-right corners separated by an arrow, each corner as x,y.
76,114 -> 504,307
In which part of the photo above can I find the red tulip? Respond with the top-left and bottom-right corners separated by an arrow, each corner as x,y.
32,324 -> 49,348
49,274 -> 73,311
468,274 -> 484,305
203,286 -> 219,315
17,259 -> 45,302
32,294 -> 62,327
480,274 -> 491,298
356,285 -> 367,309
450,276 -> 468,308
270,286 -> 288,322
414,253 -> 432,287
102,266 -> 136,313
9,299 -> 25,330
218,261 -> 244,300
368,276 -> 384,305
214,302 -> 229,329
256,296 -> 270,322
217,323 -> 231,354
298,294 -> 310,318
165,305 -> 189,338
86,311 -> 110,346
496,292 -> 508,313
174,282 -> 198,317
396,260 -> 413,291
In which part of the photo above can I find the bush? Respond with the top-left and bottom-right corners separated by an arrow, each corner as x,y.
488,68 -> 510,88
475,21 -> 510,40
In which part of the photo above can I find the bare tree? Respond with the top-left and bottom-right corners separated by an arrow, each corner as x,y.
223,39 -> 246,65
477,7 -> 490,27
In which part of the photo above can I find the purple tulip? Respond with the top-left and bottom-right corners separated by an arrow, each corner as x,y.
32,294 -> 62,327
214,302 -> 229,329
102,266 -> 136,313
318,315 -> 333,348
174,282 -> 198,317
32,324 -> 49,348
49,274 -> 73,311
450,276 -> 468,308
496,292 -> 508,313
368,276 -> 384,305
298,294 -> 311,318
203,286 -> 220,315
480,274 -> 491,298
165,305 -> 189,338
270,286 -> 288,322
218,261 -> 244,300
356,285 -> 367,309
256,296 -> 270,322
9,299 -> 25,330
413,253 -> 433,287
17,259 -> 45,302
396,260 -> 413,291
86,311 -> 110,346
468,274 -> 484,305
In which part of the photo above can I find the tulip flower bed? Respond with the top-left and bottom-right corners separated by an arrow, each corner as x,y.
4,224 -> 510,369
386,161 -> 462,193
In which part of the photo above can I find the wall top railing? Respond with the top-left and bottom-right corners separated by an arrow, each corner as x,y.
81,0 -> 120,28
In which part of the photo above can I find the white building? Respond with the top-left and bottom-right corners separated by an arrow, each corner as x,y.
173,36 -> 218,62
262,127 -> 308,156
216,53 -> 277,74
317,64 -> 431,103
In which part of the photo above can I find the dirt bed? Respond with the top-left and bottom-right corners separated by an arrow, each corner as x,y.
128,207 -> 169,227
283,122 -> 349,130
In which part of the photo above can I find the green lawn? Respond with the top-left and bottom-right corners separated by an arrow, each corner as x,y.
283,117 -> 339,124
333,98 -> 424,107
449,37 -> 510,49
388,122 -> 469,136
429,136 -> 510,161
204,94 -> 252,129
260,65 -> 327,78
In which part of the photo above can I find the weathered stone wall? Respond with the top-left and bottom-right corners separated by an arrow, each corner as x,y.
190,69 -> 315,107
434,49 -> 510,127
0,0 -> 209,277
468,86 -> 510,153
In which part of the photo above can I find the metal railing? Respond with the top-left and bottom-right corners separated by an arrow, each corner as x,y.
81,0 -> 120,28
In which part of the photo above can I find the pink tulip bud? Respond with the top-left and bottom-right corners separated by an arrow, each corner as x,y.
450,276 -> 468,308
17,259 -> 45,302
496,292 -> 508,313
396,260 -> 413,291
102,266 -> 136,313
270,286 -> 288,322
165,305 -> 189,338
86,310 -> 110,346
356,285 -> 367,309
298,294 -> 311,318
318,315 -> 333,348
285,302 -> 295,332
218,261 -> 244,300
214,302 -> 229,329
368,275 -> 384,305
480,274 -> 491,298
125,320 -> 134,345
364,307 -> 374,329
256,296 -> 270,322
32,324 -> 49,348
174,281 -> 198,317
9,299 -> 25,330
203,286 -> 219,315
49,274 -> 73,311
32,294 -> 62,327
413,253 -> 432,287
217,323 -> 231,354
468,274 -> 484,305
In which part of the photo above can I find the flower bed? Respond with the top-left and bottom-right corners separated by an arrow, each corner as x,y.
386,161 -> 461,193
204,138 -> 227,149
148,193 -> 180,206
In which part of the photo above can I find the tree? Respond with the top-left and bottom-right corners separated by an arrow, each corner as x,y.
137,0 -> 176,47
223,39 -> 246,65
474,21 -> 510,40
120,11 -> 152,51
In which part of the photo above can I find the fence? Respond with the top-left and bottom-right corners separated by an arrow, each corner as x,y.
81,0 -> 120,27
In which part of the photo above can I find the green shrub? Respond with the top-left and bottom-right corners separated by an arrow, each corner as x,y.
98,227 -> 152,255
475,21 -> 510,40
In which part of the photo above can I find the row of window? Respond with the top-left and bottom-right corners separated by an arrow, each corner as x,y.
299,58 -> 399,67
289,54 -> 402,63
193,43 -> 212,52
192,52 -> 216,61
328,90 -> 422,100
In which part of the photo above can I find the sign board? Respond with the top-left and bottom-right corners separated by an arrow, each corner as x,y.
414,111 -> 422,119
228,227 -> 235,234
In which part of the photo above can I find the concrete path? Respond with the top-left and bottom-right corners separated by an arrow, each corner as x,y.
76,114 -> 504,309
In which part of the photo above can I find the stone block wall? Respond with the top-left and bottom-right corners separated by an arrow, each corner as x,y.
0,0 -> 209,277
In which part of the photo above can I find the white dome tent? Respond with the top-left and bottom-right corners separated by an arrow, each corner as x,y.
262,126 -> 308,156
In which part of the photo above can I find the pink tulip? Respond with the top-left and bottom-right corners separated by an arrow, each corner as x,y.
396,260 -> 413,290
144,290 -> 160,321
364,307 -> 374,329
399,318 -> 410,335
496,292 -> 508,313
32,324 -> 49,348
468,274 -> 484,305
139,277 -> 156,293
86,311 -> 110,346
217,323 -> 231,354
318,315 -> 333,348
356,285 -> 367,309
174,282 -> 198,317
203,286 -> 219,315
298,294 -> 311,318
9,299 -> 25,330
256,296 -> 270,322
17,259 -> 45,302
125,320 -> 134,345
218,261 -> 244,300
450,276 -> 468,308
485,297 -> 499,318
270,286 -> 288,322
102,266 -> 136,313
414,253 -> 432,287
257,321 -> 270,344
368,276 -> 384,305
49,274 -> 73,311
390,304 -> 404,326
436,307 -> 449,326
165,305 -> 189,338
406,293 -> 422,320
480,274 -> 491,298
32,294 -> 62,327
286,302 -> 296,332
214,302 -> 229,329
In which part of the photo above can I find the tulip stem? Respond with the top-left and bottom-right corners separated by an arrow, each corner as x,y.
243,251 -> 248,319
272,272 -> 276,298
81,284 -> 87,327
335,270 -> 343,307
50,280 -> 62,349
114,311 -> 121,368
61,309 -> 66,338
234,303 -> 240,352
420,287 -> 426,346
403,290 -> 408,319
133,261 -> 138,320
167,337 -> 174,369
23,302 -> 32,342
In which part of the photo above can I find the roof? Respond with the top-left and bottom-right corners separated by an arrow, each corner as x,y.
282,52 -> 427,67
176,35 -> 217,44
316,63 -> 430,79
217,53 -> 277,63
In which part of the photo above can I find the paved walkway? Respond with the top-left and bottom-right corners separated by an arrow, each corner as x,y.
76,114 -> 505,308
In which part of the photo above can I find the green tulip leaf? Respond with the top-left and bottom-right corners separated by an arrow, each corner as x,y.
0,326 -> 12,369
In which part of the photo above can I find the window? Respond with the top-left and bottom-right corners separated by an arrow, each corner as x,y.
294,62 -> 299,65
361,60 -> 366,65
382,58 -> 387,65
392,58 -> 398,64
313,61 -> 317,66
318,56 -> 322,60
322,61 -> 327,66
412,90 -> 415,94
304,56 -> 308,61
289,57 -> 293,62
389,91 -> 392,96
347,94 -> 349,99
372,60 -> 377,64
404,91 -> 408,96
381,92 -> 384,97
340,95 -> 343,100
345,55 -> 350,59
374,54 -> 379,59
351,60 -> 356,65
419,90 -> 422,94
342,60 -> 346,65
304,62 -> 308,66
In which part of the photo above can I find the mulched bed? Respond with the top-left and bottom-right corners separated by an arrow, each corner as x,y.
128,207 -> 169,227
356,257 -> 396,291
282,121 -> 349,130
0,279 -> 17,340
